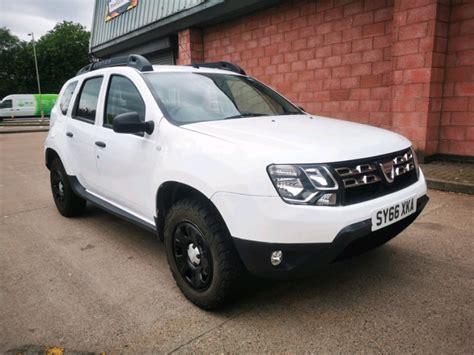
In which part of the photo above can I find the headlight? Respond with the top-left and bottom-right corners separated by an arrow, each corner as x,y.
267,164 -> 339,206
410,147 -> 420,179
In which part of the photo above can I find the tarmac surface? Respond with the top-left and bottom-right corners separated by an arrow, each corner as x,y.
1,132 -> 473,354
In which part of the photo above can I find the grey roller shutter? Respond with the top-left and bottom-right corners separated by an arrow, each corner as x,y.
146,51 -> 175,65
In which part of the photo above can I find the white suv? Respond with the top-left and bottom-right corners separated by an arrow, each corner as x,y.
45,55 -> 428,309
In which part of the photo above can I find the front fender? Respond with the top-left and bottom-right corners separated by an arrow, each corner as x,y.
153,120 -> 277,198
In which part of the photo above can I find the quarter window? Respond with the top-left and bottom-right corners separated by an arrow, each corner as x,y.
60,81 -> 77,115
104,75 -> 145,127
74,77 -> 103,122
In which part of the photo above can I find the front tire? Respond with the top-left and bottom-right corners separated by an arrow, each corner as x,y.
50,158 -> 86,217
164,198 -> 244,309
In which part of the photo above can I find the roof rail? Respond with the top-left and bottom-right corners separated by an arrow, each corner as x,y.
190,61 -> 246,75
76,54 -> 153,76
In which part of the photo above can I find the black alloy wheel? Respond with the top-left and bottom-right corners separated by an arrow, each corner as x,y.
172,221 -> 213,291
49,158 -> 86,217
51,169 -> 66,209
164,198 -> 244,309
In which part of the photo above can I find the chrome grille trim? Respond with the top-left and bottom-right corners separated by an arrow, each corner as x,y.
393,152 -> 413,165
343,174 -> 381,188
335,164 -> 376,177
334,149 -> 415,188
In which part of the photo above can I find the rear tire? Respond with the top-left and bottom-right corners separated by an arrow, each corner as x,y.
164,198 -> 244,309
50,158 -> 86,217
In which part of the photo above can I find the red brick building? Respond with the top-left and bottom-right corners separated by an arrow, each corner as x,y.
92,0 -> 474,160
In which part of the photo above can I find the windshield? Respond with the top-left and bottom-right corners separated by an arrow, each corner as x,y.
144,72 -> 302,124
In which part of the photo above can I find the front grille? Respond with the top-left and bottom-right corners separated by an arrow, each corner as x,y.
329,148 -> 418,205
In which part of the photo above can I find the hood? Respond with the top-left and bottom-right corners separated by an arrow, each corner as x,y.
182,114 -> 411,163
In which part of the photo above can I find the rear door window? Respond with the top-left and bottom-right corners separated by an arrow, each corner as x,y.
60,81 -> 78,115
73,77 -> 103,123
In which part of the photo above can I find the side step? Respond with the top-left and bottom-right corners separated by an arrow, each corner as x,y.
68,175 -> 157,234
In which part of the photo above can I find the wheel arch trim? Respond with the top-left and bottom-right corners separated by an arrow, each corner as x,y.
44,147 -> 74,175
155,180 -> 230,240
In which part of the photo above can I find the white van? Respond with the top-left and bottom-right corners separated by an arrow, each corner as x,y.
0,94 -> 58,120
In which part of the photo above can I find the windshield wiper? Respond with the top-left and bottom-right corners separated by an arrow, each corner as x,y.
223,112 -> 270,120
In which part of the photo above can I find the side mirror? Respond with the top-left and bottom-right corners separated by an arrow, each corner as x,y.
113,112 -> 154,135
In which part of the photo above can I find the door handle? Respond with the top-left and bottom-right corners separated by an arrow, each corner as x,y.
95,141 -> 106,148
66,132 -> 73,138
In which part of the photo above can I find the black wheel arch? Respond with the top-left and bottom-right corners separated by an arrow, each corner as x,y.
45,148 -> 61,170
156,181 -> 228,242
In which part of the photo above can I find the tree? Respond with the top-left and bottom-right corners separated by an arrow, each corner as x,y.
36,21 -> 91,93
0,27 -> 20,52
0,28 -> 35,99
0,22 -> 90,99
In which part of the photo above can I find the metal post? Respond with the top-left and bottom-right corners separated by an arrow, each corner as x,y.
28,32 -> 44,122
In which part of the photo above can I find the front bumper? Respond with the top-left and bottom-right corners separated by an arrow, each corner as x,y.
233,195 -> 429,278
212,171 -> 427,244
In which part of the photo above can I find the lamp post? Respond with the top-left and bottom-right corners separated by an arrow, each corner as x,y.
28,32 -> 44,121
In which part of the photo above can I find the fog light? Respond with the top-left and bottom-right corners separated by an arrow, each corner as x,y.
316,193 -> 337,206
271,250 -> 283,266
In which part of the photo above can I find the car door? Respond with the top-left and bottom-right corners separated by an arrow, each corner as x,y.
17,96 -> 35,117
65,76 -> 105,192
0,99 -> 14,118
94,73 -> 159,222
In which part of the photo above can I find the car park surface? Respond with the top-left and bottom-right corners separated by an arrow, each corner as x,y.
1,132 -> 473,353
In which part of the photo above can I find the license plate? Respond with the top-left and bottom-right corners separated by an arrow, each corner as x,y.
371,196 -> 417,231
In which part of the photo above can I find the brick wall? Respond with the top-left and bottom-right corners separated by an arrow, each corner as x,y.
390,0 -> 450,156
176,0 -> 474,158
176,28 -> 204,65
439,0 -> 474,156
204,0 -> 395,129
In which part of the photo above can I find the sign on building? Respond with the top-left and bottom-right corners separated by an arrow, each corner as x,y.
106,0 -> 138,21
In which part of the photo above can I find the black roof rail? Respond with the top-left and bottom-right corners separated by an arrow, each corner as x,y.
190,61 -> 246,75
76,54 -> 153,76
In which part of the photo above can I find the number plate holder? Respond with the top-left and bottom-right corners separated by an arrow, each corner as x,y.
371,196 -> 417,231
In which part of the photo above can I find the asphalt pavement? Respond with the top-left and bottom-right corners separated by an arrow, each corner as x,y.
0,132 -> 473,354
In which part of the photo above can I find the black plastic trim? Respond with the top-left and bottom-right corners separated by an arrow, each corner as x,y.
190,61 -> 247,75
68,175 -> 156,234
77,54 -> 153,76
233,195 -> 429,278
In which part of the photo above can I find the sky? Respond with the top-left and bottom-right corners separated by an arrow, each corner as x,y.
0,0 -> 95,40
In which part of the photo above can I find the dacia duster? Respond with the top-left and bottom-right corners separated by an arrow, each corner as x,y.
45,55 -> 429,308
